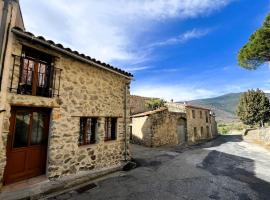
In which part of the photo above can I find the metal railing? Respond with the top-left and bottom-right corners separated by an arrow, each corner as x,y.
9,54 -> 62,98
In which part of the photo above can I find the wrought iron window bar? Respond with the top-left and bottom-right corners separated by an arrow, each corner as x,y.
9,54 -> 62,98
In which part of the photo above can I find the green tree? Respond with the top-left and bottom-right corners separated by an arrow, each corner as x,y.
238,14 -> 270,69
236,89 -> 270,126
145,98 -> 165,110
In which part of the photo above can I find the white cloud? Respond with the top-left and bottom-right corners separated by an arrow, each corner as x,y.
149,28 -> 211,48
132,84 -> 217,101
20,0 -> 233,65
125,66 -> 152,72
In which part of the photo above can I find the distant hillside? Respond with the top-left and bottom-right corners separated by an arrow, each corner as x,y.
132,93 -> 270,123
188,93 -> 270,123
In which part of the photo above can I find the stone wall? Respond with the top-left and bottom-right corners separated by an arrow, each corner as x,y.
211,115 -> 218,137
185,107 -> 216,143
131,116 -> 152,146
150,110 -> 186,147
0,1 -> 22,188
131,103 -> 218,147
245,128 -> 270,145
130,95 -> 159,115
166,102 -> 186,113
0,35 -> 131,187
131,110 -> 187,147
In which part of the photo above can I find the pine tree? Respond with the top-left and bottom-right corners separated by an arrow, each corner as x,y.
238,13 -> 270,69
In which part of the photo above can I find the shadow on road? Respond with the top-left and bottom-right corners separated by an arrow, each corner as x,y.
161,135 -> 244,153
202,134 -> 244,148
199,150 -> 270,200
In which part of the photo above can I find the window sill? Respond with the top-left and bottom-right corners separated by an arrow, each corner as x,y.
104,139 -> 117,143
78,143 -> 97,148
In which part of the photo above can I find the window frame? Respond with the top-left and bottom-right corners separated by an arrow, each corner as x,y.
206,125 -> 210,137
79,117 -> 98,146
192,110 -> 196,119
201,126 -> 204,137
104,117 -> 117,141
18,46 -> 55,97
194,127 -> 197,137
205,111 -> 209,123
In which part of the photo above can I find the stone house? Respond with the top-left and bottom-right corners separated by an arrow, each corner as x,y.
131,102 -> 218,147
131,107 -> 187,147
0,0 -> 132,188
183,104 -> 218,142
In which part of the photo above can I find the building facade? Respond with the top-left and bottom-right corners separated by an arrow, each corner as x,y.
0,0 -> 132,188
185,105 -> 218,142
131,108 -> 187,147
131,103 -> 218,147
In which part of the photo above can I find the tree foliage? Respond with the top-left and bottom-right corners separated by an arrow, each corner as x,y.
236,89 -> 270,126
145,98 -> 165,110
238,13 -> 270,69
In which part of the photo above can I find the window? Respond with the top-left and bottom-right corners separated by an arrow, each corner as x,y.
105,117 -> 117,141
192,110 -> 195,119
201,127 -> 204,137
206,126 -> 210,137
18,47 -> 54,97
79,117 -> 97,145
200,111 -> 202,119
205,111 -> 209,123
129,125 -> 133,141
12,109 -> 49,148
194,127 -> 197,137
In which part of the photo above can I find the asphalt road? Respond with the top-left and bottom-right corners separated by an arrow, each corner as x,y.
51,135 -> 270,200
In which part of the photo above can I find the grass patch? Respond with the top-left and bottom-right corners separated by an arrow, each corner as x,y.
218,122 -> 250,135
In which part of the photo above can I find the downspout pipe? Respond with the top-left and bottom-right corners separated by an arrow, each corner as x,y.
0,0 -> 10,90
124,83 -> 128,161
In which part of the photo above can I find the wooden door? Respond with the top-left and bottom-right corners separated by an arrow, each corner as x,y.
4,107 -> 50,185
177,118 -> 187,144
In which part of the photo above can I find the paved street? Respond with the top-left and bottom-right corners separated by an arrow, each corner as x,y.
51,135 -> 270,200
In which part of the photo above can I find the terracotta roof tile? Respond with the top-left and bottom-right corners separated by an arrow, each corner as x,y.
131,107 -> 168,118
12,27 -> 133,78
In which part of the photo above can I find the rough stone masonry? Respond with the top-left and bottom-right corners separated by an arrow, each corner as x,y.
0,0 -> 132,188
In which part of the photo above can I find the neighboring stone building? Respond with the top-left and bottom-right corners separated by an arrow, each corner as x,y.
0,0 -> 132,188
131,102 -> 218,147
131,108 -> 187,147
183,104 -> 218,142
130,95 -> 160,115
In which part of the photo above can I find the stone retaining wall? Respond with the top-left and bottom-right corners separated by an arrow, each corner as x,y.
245,128 -> 270,145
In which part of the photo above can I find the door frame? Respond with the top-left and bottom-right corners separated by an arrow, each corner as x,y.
177,117 -> 187,144
3,106 -> 51,185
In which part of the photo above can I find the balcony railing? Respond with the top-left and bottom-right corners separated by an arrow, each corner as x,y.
9,54 -> 62,98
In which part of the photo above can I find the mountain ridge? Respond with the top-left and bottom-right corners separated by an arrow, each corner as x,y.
187,92 -> 270,123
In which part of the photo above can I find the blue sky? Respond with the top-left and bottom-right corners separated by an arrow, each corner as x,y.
20,0 -> 270,101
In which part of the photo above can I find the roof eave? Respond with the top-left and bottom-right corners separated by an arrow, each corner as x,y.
11,28 -> 133,80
